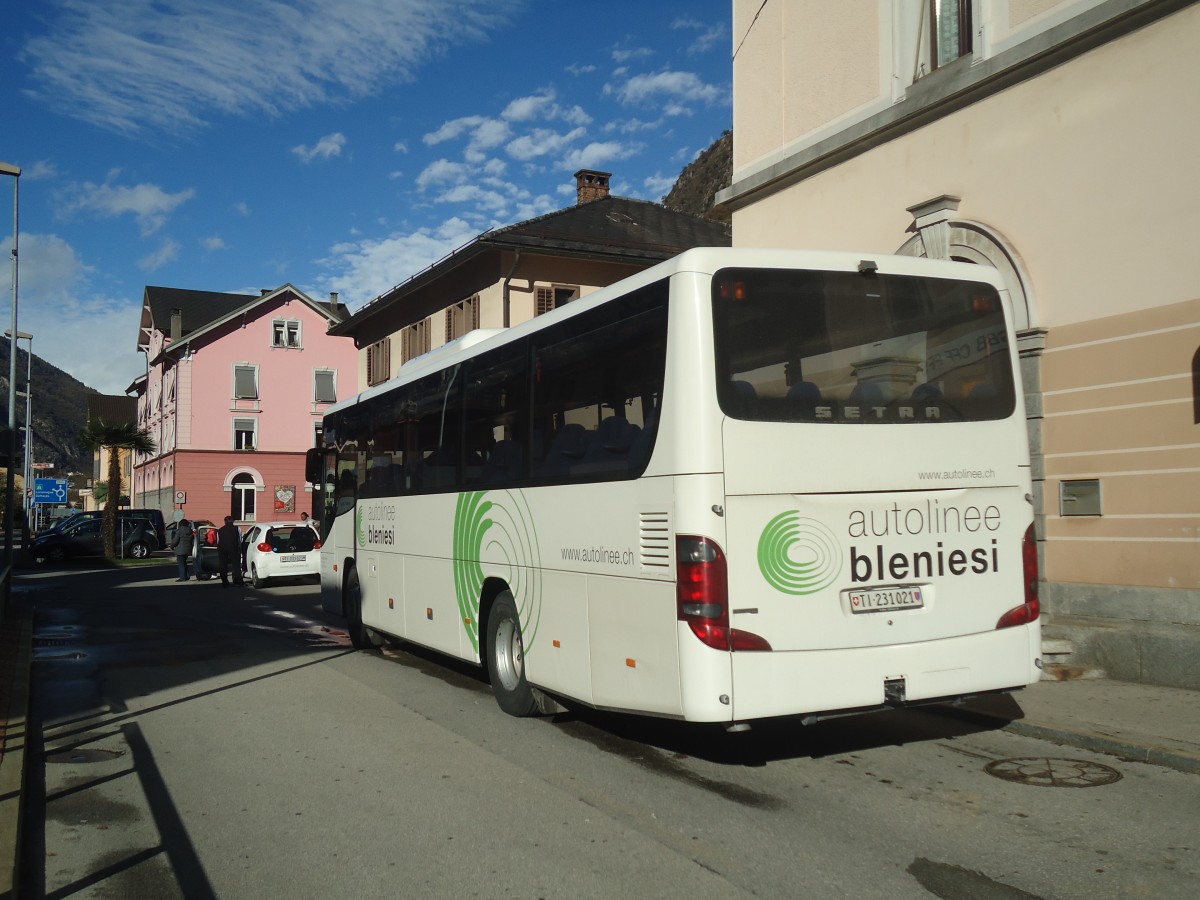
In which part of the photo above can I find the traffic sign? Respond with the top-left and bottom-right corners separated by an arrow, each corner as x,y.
34,478 -> 69,504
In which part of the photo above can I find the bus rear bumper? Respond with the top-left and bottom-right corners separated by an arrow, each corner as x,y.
726,622 -> 1041,723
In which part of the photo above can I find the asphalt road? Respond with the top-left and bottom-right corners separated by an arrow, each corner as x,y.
17,561 -> 1200,898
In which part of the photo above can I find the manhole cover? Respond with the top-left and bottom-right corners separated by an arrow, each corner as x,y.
984,756 -> 1122,787
46,748 -> 124,764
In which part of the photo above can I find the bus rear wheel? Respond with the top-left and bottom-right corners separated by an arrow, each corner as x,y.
486,592 -> 557,717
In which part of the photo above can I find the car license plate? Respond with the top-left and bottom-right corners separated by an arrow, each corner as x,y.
280,554 -> 305,563
844,585 -> 925,614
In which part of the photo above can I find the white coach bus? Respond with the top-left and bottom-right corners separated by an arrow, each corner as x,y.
306,248 -> 1041,729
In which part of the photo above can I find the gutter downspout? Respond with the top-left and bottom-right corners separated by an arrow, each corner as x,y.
502,250 -> 534,328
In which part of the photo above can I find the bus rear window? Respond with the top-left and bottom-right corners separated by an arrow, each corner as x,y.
712,267 -> 1016,423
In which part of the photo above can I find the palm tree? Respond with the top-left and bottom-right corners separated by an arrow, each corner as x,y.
79,419 -> 157,559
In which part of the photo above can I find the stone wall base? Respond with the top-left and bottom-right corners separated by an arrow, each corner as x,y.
1042,581 -> 1200,690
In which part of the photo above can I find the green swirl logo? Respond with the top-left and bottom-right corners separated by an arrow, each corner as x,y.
453,491 -> 541,653
356,507 -> 367,548
758,512 -> 842,595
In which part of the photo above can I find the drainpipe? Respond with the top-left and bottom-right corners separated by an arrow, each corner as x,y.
502,250 -> 534,328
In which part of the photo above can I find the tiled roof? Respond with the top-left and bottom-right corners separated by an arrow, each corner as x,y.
140,285 -> 351,353
335,196 -> 730,335
144,286 -> 257,338
482,196 -> 731,259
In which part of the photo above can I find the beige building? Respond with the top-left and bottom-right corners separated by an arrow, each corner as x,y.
718,0 -> 1200,687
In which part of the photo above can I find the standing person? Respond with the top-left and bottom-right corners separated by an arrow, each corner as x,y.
217,516 -> 244,588
170,518 -> 194,582
299,510 -> 318,536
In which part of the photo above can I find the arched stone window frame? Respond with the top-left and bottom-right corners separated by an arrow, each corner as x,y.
222,466 -> 264,492
895,195 -> 1038,339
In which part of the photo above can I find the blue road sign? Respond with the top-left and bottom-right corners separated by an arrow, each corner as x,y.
34,478 -> 69,504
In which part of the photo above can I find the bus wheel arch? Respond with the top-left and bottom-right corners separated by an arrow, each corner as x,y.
344,562 -> 382,649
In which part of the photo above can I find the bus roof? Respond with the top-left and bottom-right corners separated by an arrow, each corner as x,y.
327,247 -> 1007,416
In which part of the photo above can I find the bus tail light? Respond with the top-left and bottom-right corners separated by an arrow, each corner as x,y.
997,523 -> 1040,629
677,536 -> 772,652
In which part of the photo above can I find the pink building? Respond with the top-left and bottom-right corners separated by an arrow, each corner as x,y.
130,285 -> 357,526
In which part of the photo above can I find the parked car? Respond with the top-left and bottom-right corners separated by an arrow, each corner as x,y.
240,522 -> 321,587
31,515 -> 159,564
39,508 -> 167,547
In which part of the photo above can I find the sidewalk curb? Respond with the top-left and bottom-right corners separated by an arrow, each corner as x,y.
998,719 -> 1200,776
0,602 -> 32,899
947,703 -> 1200,776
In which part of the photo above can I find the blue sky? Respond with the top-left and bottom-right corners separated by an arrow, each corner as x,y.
0,0 -> 732,394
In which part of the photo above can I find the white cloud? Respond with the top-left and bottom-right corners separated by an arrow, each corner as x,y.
604,117 -> 664,134
138,239 -> 181,270
560,141 -> 641,171
565,63 -> 596,77
393,140 -> 409,153
612,46 -> 653,63
13,232 -> 143,393
671,17 -> 727,55
416,158 -> 470,191
292,132 -> 347,163
58,174 -> 195,236
506,127 -> 587,162
233,202 -> 251,216
318,216 -> 481,309
614,70 -> 725,110
502,90 -> 557,122
202,235 -> 228,252
425,116 -> 484,145
22,0 -> 525,136
23,160 -> 60,181
643,173 -> 676,199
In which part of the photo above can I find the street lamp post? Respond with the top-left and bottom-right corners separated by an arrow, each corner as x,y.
6,330 -> 32,530
2,160 -> 21,606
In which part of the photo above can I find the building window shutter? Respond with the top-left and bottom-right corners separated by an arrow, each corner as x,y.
367,339 -> 392,386
314,370 -> 336,403
536,287 -> 554,316
234,365 -> 258,399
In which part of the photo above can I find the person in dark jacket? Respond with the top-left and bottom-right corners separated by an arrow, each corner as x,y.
171,518 -> 194,582
217,516 -> 244,588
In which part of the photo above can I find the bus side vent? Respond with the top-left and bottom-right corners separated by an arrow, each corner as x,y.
639,511 -> 671,571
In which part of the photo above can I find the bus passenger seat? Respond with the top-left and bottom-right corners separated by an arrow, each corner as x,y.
786,381 -> 822,418
581,416 -> 639,470
537,424 -> 591,477
482,440 -> 523,483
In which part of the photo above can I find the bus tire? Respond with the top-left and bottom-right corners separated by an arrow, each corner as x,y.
486,591 -> 550,717
345,566 -> 381,650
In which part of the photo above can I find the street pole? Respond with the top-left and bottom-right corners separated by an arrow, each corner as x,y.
6,330 -> 33,533
1,161 -> 20,612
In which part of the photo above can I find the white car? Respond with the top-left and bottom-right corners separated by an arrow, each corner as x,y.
240,522 -> 321,588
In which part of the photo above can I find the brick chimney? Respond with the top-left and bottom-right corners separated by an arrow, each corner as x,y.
575,169 -> 611,204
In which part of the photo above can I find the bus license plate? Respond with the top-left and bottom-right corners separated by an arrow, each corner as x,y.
845,586 -> 925,614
